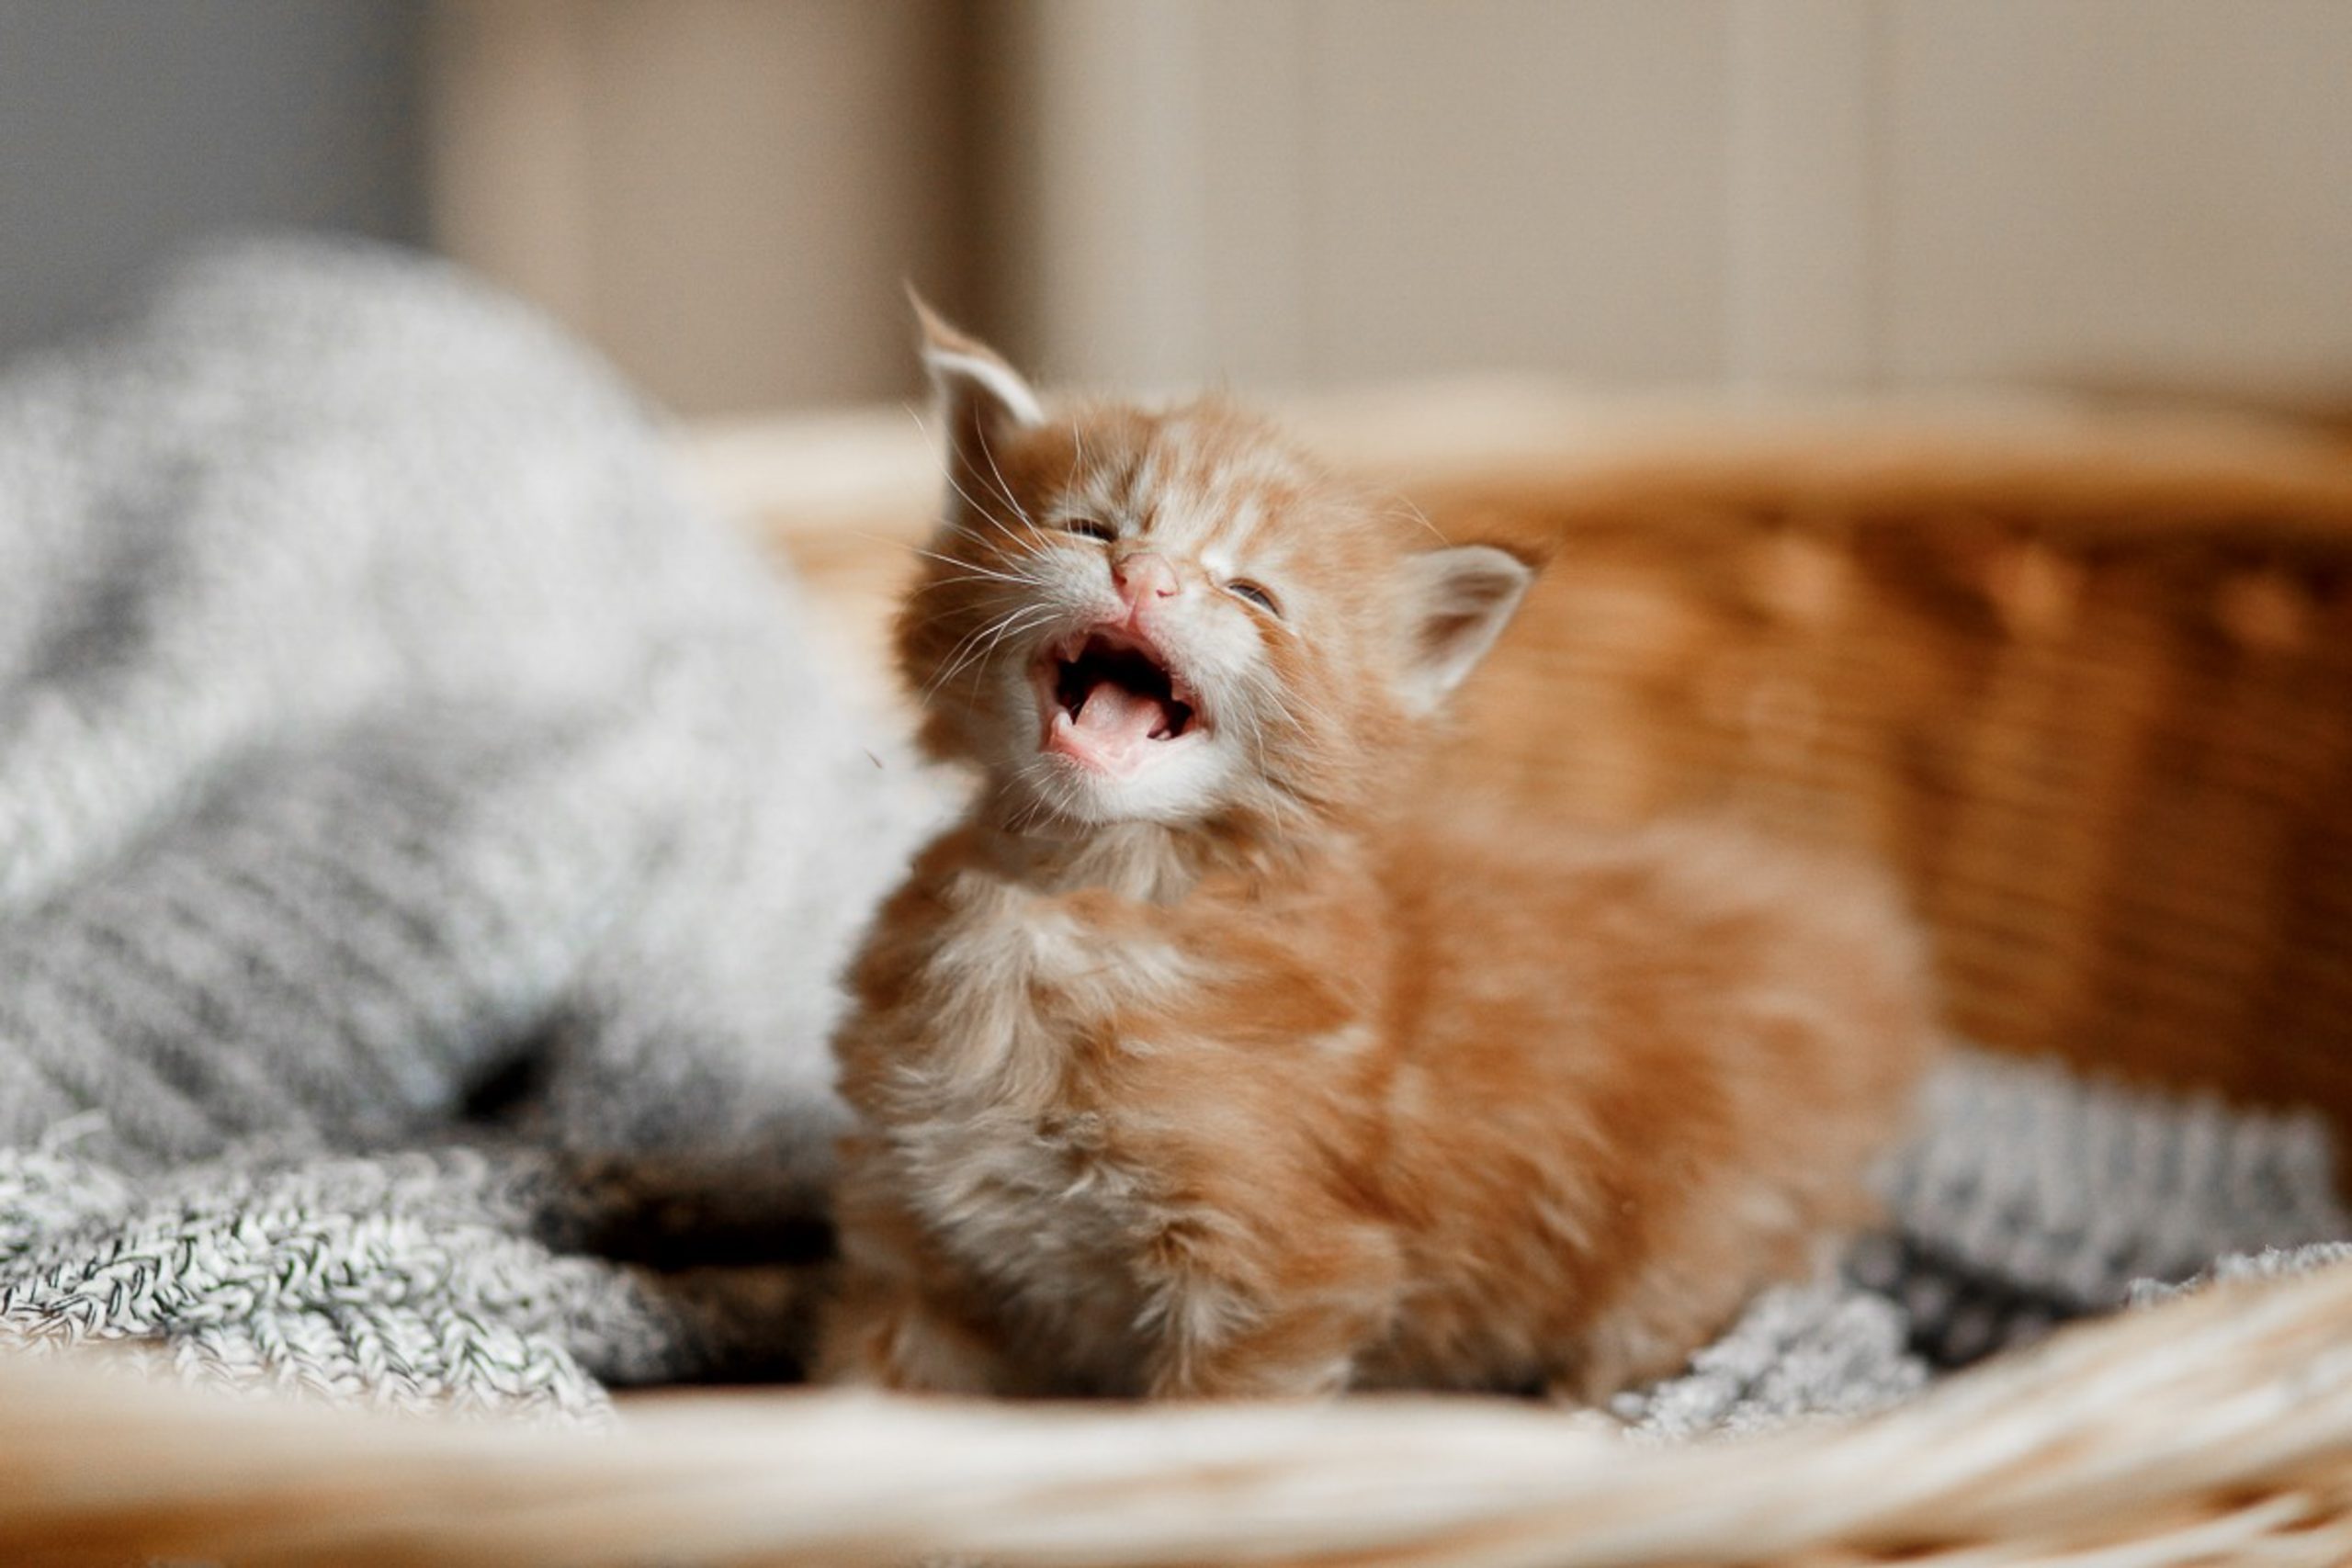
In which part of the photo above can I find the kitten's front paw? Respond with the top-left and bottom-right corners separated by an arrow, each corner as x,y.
1147,1337 -> 1356,1401
817,1289 -> 1011,1397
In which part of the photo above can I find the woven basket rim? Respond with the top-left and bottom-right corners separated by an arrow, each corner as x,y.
1350,411 -> 2352,547
680,383 -> 2352,558
6,1258 -> 2350,1565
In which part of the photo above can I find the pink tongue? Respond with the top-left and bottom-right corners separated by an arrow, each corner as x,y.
1073,680 -> 1168,740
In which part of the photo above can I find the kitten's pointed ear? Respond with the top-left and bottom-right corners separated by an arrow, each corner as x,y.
910,288 -> 1043,487
1395,545 -> 1535,714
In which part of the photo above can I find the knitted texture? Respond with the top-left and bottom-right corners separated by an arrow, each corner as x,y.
1617,1053 -> 2351,1437
0,240 -> 939,1416
0,242 -> 2340,1430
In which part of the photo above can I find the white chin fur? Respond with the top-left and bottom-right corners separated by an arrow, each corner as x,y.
1005,733 -> 1235,827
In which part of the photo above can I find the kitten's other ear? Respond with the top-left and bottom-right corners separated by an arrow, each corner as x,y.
1395,545 -> 1535,715
910,288 -> 1044,484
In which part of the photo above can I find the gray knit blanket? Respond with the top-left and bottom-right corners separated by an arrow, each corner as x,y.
0,242 -> 2340,1433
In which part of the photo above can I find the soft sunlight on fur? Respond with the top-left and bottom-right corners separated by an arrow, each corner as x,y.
817,304 -> 1935,1401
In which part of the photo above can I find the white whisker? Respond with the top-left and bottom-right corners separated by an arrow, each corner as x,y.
928,603 -> 1056,700
908,547 -> 1036,587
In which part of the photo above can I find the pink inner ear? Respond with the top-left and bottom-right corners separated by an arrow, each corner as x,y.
1401,545 -> 1534,708
1420,604 -> 1499,663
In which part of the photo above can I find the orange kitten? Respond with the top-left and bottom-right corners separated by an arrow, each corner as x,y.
816,308 -> 1934,1401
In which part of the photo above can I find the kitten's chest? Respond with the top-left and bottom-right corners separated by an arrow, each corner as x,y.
882,879 -> 1190,1089
868,886 -> 1194,1354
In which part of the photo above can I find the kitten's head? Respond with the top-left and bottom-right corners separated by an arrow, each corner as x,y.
898,302 -> 1532,840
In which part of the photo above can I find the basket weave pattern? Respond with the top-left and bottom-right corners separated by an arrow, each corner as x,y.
1421,427 -> 2352,1143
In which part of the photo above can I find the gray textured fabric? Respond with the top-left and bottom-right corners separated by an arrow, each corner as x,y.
0,240 -> 940,1416
0,241 -> 2340,1432
1617,1054 -> 2352,1437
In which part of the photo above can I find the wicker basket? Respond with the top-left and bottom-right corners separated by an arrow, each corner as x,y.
1401,394 -> 2352,1152
13,388 -> 2352,1565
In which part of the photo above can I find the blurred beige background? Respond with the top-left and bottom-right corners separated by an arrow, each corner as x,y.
3,2 -> 2346,421
422,0 -> 2352,417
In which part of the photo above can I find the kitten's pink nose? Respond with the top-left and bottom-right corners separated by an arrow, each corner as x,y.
1113,552 -> 1182,605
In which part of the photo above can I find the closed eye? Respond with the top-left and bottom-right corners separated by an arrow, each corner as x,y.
1064,517 -> 1117,543
1224,579 -> 1282,617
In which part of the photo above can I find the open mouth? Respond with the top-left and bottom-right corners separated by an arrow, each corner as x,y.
1037,626 -> 1204,777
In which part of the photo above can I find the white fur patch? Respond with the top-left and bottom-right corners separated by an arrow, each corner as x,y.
870,870 -> 1222,1388
927,348 -> 1045,427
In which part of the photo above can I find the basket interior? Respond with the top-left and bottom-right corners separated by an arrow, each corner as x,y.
1403,415 -> 2352,1149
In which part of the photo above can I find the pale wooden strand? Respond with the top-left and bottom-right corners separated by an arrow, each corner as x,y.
0,1263 -> 2348,1567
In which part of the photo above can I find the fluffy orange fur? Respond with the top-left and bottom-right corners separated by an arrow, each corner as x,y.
816,308 -> 1934,1402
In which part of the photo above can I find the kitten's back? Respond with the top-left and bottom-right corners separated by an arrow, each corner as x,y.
1363,811 -> 1933,1397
